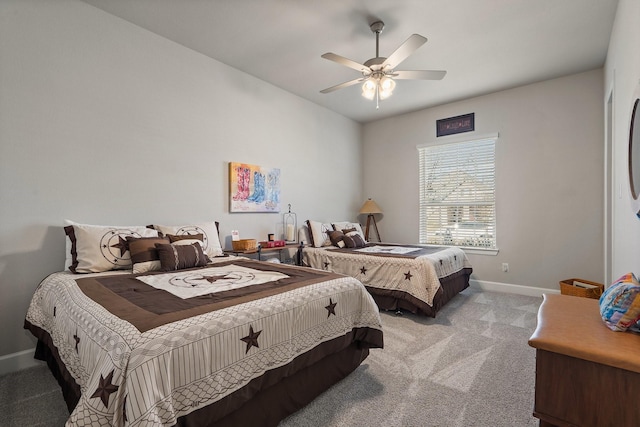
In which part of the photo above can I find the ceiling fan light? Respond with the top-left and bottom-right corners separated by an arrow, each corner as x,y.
380,76 -> 396,91
362,79 -> 377,100
378,76 -> 396,100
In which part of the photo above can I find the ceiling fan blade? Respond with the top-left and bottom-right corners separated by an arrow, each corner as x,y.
321,53 -> 371,73
320,78 -> 363,94
393,70 -> 447,80
382,34 -> 428,69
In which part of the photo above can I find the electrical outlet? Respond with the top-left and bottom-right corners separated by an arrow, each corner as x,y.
501,263 -> 509,272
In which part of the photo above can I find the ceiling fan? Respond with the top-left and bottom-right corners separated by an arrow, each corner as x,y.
320,20 -> 446,108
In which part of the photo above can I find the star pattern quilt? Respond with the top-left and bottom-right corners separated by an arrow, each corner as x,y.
24,257 -> 383,426
302,244 -> 471,309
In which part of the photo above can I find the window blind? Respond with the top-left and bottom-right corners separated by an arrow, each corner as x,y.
418,136 -> 496,249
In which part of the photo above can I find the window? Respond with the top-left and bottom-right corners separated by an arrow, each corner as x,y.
418,134 -> 497,250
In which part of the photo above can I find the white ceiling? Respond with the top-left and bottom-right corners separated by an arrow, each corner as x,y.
81,0 -> 619,123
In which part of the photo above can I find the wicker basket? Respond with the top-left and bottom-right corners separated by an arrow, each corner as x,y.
559,278 -> 604,299
232,239 -> 257,251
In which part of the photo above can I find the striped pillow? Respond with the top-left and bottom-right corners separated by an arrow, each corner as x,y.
155,242 -> 208,271
343,231 -> 365,248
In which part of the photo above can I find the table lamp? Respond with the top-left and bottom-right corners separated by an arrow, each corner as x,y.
359,198 -> 382,241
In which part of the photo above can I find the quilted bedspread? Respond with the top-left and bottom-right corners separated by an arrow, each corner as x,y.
24,257 -> 383,426
302,244 -> 471,307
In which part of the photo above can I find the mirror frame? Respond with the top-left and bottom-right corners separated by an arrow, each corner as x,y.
629,82 -> 640,218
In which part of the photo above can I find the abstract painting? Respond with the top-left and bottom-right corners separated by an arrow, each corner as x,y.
229,162 -> 281,212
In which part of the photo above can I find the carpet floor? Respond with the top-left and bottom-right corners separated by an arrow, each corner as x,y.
1,287 -> 541,426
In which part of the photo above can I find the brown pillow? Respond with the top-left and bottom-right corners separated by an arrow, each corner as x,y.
155,242 -> 208,271
127,236 -> 170,264
166,233 -> 204,243
326,230 -> 346,248
344,233 -> 365,248
127,236 -> 170,274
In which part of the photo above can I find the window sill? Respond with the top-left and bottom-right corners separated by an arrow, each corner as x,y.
421,244 -> 499,256
461,247 -> 499,256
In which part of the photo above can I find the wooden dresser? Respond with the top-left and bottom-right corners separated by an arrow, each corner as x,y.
528,293 -> 640,427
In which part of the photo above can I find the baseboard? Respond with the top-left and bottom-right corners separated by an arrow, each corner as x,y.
0,348 -> 43,376
469,279 -> 560,298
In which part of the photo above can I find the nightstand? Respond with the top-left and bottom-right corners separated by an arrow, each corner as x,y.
224,243 -> 304,265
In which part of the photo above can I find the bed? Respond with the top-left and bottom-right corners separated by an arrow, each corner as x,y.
24,221 -> 383,427
301,221 -> 473,317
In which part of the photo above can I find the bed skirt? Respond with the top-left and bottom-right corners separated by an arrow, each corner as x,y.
28,322 -> 375,427
367,267 -> 472,317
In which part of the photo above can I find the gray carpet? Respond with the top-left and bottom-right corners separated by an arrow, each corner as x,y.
1,287 -> 541,426
0,361 -> 70,426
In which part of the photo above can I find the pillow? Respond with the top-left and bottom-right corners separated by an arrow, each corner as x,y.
171,237 -> 208,255
151,222 -> 223,258
306,220 -> 334,248
600,272 -> 640,332
326,230 -> 346,248
64,220 -> 159,273
298,225 -> 311,246
343,232 -> 366,248
127,236 -> 170,274
332,221 -> 366,242
167,233 -> 204,243
155,242 -> 208,271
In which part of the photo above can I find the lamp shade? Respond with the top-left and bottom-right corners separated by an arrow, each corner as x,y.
378,76 -> 396,100
359,198 -> 382,214
361,76 -> 396,101
362,79 -> 377,100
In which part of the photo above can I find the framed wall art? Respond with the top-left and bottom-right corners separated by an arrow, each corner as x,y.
229,162 -> 281,213
437,113 -> 475,137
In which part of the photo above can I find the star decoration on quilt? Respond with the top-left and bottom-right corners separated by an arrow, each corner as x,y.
202,275 -> 227,283
241,325 -> 262,354
73,331 -> 80,352
325,298 -> 337,317
324,261 -> 330,269
360,266 -> 367,275
91,369 -> 119,409
404,271 -> 413,280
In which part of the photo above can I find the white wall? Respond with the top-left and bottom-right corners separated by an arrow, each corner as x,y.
363,69 -> 604,291
605,0 -> 640,280
0,0 -> 362,360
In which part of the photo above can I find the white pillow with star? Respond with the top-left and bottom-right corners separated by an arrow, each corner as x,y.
306,220 -> 334,247
65,220 -> 159,273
